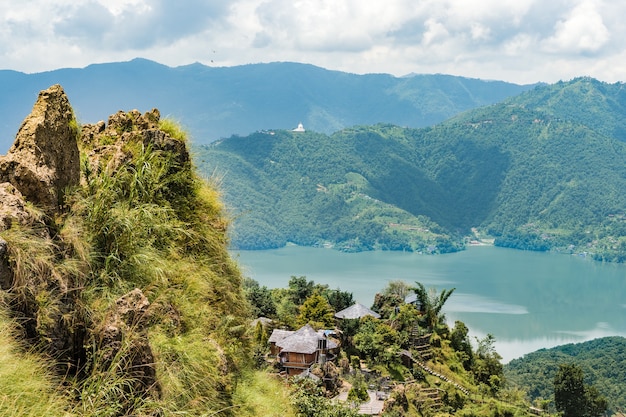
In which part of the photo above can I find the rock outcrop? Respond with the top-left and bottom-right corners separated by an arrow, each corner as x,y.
0,85 -> 175,403
81,108 -> 189,176
98,288 -> 160,396
0,84 -> 80,218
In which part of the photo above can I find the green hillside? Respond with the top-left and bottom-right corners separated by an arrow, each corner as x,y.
505,337 -> 626,414
197,78 -> 626,261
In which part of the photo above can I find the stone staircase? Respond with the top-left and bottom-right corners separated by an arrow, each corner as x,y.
415,387 -> 443,411
402,331 -> 471,398
413,359 -> 471,396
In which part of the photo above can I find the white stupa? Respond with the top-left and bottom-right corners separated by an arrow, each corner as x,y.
292,122 -> 305,132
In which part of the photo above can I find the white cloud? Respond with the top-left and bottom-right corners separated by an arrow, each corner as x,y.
1,0 -> 626,83
542,0 -> 610,54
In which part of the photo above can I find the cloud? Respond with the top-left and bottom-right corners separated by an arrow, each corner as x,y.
53,0 -> 230,50
542,0 -> 610,54
2,0 -> 626,83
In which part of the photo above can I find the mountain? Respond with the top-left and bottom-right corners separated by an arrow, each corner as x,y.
504,336 -> 626,414
0,58 -> 534,153
197,77 -> 626,261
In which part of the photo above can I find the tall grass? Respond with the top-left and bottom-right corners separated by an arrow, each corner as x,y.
0,310 -> 72,417
1,115 -> 253,416
231,370 -> 296,417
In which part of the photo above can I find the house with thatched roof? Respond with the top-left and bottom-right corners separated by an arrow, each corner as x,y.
334,302 -> 381,320
269,324 -> 338,375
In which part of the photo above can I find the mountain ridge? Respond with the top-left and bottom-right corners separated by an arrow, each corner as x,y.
0,58 -> 535,153
198,77 -> 626,261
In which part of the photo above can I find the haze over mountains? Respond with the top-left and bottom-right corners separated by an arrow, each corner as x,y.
0,58 -> 534,153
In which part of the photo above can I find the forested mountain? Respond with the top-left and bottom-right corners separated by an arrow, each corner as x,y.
198,77 -> 626,261
504,337 -> 626,414
0,58 -> 533,153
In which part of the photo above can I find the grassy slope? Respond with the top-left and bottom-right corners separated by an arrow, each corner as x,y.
0,115 -> 267,416
0,312 -> 71,417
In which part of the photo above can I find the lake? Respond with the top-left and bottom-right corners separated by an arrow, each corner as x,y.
232,245 -> 626,362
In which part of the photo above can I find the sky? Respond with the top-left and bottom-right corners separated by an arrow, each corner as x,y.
1,0 -> 624,84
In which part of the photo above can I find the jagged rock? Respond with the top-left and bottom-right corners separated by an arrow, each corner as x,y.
98,288 -> 159,397
82,107 -> 188,176
0,84 -> 80,215
0,183 -> 31,231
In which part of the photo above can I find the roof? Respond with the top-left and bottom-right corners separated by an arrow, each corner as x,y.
268,329 -> 293,343
405,294 -> 418,304
334,302 -> 381,319
276,324 -> 338,354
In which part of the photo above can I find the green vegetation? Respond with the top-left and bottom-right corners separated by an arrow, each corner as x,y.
505,336 -> 626,414
197,77 -> 626,262
249,277 -> 546,416
554,363 -> 607,417
0,311 -> 71,417
0,115 -> 255,416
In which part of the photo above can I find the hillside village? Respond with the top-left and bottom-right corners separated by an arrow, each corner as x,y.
246,276 -> 539,416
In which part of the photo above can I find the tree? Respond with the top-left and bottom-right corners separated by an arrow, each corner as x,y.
296,292 -> 336,329
473,333 -> 503,392
410,282 -> 455,333
450,321 -> 473,370
384,280 -> 411,300
554,363 -> 607,417
243,277 -> 276,317
353,316 -> 401,366
288,276 -> 316,305
324,288 -> 354,312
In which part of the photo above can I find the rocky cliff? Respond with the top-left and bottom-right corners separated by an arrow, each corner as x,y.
0,85 -> 250,416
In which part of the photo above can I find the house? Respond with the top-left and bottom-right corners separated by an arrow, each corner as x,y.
404,294 -> 425,312
334,302 -> 381,320
268,329 -> 293,356
269,324 -> 338,375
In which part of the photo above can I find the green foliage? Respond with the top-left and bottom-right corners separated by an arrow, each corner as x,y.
232,370 -> 296,417
347,371 -> 370,403
196,79 -> 626,261
244,277 -> 276,318
289,377 -> 359,417
410,282 -> 455,333
474,334 -> 504,393
505,336 -> 626,414
554,363 -> 607,417
296,292 -> 335,329
450,321 -> 473,370
353,316 -> 401,367
0,311 -> 71,417
158,118 -> 188,142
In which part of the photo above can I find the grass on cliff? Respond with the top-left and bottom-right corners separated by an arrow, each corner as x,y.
1,117 -> 254,416
0,311 -> 70,417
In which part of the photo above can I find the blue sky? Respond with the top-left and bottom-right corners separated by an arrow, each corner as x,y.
1,0 -> 622,84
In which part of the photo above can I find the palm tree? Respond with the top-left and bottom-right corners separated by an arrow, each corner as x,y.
411,282 -> 455,332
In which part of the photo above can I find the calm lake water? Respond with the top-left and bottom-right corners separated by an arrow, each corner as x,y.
232,245 -> 626,362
